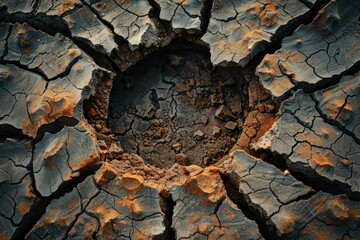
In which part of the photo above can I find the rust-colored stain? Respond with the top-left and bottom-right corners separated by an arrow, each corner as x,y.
17,202 -> 31,216
311,151 -> 335,167
121,173 -> 145,191
95,162 -> 117,185
277,213 -> 296,235
95,204 -> 119,223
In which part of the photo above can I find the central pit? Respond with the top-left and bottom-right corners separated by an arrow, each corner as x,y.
108,41 -> 247,168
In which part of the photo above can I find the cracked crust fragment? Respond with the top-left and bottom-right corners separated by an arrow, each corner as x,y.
86,0 -> 160,49
157,0 -> 205,32
170,166 -> 262,239
254,80 -> 360,198
0,0 -> 80,15
220,151 -> 313,217
0,23 -> 111,138
256,0 -> 360,98
0,139 -> 36,238
314,72 -> 360,141
63,6 -> 118,57
27,162 -> 166,239
219,150 -> 314,238
0,0 -> 120,62
272,192 -> 360,239
202,0 -> 312,66
33,122 -> 100,197
219,151 -> 360,239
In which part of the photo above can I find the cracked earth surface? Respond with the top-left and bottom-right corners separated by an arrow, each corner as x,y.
0,0 -> 359,239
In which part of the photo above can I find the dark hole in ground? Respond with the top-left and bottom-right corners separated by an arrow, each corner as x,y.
108,39 -> 248,168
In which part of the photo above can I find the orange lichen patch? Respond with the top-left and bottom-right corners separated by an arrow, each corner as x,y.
223,208 -> 236,220
266,76 -> 294,97
325,98 -> 345,116
245,2 -> 262,16
67,197 -> 81,210
291,181 -> 304,187
42,138 -> 65,160
340,159 -> 350,166
343,104 -> 353,112
95,162 -> 117,185
354,41 -> 360,51
22,90 -> 79,137
32,83 -> 45,95
323,91 -> 332,98
16,26 -> 27,35
198,221 -> 216,234
131,200 -> 143,215
95,1 -> 109,12
227,29 -> 264,58
45,207 -> 63,224
311,151 -> 335,167
68,48 -> 79,56
259,5 -> 279,27
288,53 -> 305,62
349,209 -> 360,220
181,0 -> 189,7
95,205 -> 118,223
312,195 -> 328,208
70,151 -> 99,171
121,174 -> 145,191
277,213 -> 296,234
320,126 -> 336,139
18,202 -> 31,216
0,232 -> 10,239
56,215 -> 72,228
258,55 -> 280,74
88,107 -> 97,118
296,132 -> 324,146
101,221 -> 115,237
83,220 -> 96,236
184,167 -> 225,203
328,198 -> 349,220
302,220 -> 334,240
211,228 -> 240,239
26,189 -> 37,200
131,231 -> 148,240
293,143 -> 312,160
22,46 -> 33,56
0,70 -> 11,79
189,214 -> 201,224
60,0 -> 78,14
117,197 -> 143,215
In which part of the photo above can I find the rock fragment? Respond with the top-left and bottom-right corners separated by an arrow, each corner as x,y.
202,0 -> 315,66
193,129 -> 205,139
225,121 -> 238,130
254,78 -> 360,197
27,163 -> 166,239
256,0 -> 360,98
170,167 -> 263,239
0,140 -> 35,238
212,126 -> 221,138
33,122 -> 100,197
157,0 -> 205,32
0,23 -> 111,138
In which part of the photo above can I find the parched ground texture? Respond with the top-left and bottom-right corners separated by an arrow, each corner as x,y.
0,0 -> 359,239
